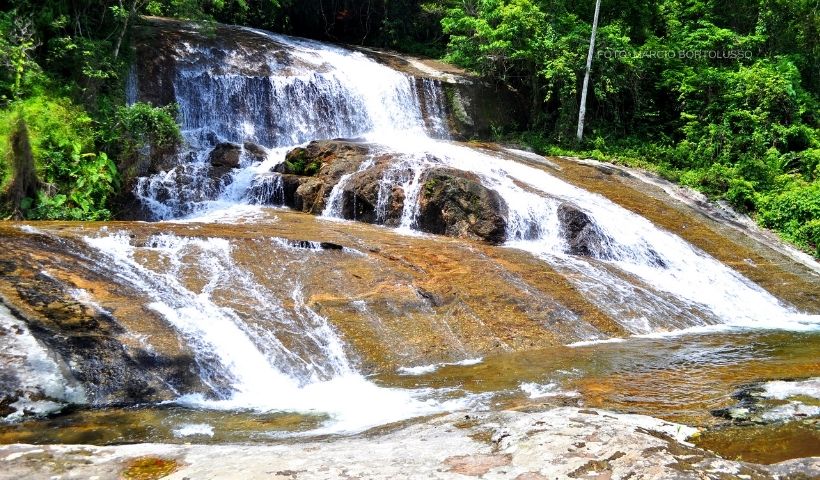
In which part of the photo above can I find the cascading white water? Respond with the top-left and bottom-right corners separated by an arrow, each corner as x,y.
321,155 -> 377,218
82,231 -> 477,433
133,27 -> 447,219
130,24 -> 820,336
358,136 -> 819,334
124,22 -> 818,432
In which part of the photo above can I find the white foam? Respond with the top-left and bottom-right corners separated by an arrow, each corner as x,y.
18,225 -> 43,234
760,402 -> 820,422
352,135 -> 820,336
175,375 -> 487,435
397,357 -> 483,376
761,378 -> 820,401
173,423 -> 215,438
566,338 -> 626,348
519,382 -> 579,399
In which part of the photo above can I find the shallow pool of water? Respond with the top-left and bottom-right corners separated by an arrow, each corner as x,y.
2,329 -> 817,464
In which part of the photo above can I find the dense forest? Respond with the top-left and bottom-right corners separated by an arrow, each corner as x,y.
1,0 -> 818,257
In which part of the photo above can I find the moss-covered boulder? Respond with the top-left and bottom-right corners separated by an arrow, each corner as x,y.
277,140 -> 369,177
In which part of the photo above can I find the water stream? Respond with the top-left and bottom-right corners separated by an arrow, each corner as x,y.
5,23 -> 817,440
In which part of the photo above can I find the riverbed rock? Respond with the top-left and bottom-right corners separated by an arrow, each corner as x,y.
266,140 -> 372,213
0,230 -> 212,412
1,407 -> 814,479
416,168 -> 508,244
711,379 -> 820,425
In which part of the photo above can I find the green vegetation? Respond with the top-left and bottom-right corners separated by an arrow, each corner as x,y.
283,148 -> 322,176
0,3 -> 180,219
437,0 -> 819,257
1,0 -> 817,256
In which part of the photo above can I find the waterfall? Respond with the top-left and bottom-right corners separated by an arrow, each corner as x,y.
131,27 -> 447,220
128,24 -> 819,336
120,22 -> 819,431
81,231 -> 475,433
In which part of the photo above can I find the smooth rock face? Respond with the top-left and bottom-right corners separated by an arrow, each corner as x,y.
416,168 -> 508,244
1,408 -> 815,480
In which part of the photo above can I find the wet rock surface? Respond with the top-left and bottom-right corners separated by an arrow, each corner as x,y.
416,168 -> 508,244
557,203 -> 611,257
263,140 -> 510,243
338,158 -> 405,225
1,407 -> 816,479
209,143 -> 242,171
0,230 -> 210,412
711,379 -> 820,425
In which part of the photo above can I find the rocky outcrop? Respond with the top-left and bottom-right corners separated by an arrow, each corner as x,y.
265,140 -> 372,214
556,202 -> 667,267
416,168 -> 508,244
258,141 -> 509,243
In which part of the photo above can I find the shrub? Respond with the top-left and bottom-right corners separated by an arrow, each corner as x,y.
757,180 -> 820,250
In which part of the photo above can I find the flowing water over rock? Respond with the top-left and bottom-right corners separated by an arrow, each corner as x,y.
1,17 -> 820,468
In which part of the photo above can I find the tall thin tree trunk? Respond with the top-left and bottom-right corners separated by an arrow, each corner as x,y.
8,118 -> 38,218
577,0 -> 602,142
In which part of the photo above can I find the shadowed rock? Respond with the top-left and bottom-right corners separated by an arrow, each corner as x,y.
557,203 -> 611,257
0,233 -> 213,413
243,142 -> 268,163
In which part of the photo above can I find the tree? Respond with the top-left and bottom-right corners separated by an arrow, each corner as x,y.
576,0 -> 602,142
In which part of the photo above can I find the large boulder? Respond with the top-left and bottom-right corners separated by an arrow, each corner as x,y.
415,168 -> 508,244
209,142 -> 242,176
264,140 -> 372,213
338,157 -> 405,225
557,203 -> 610,257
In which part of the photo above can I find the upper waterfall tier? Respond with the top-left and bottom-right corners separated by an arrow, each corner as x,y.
130,18 -> 518,148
